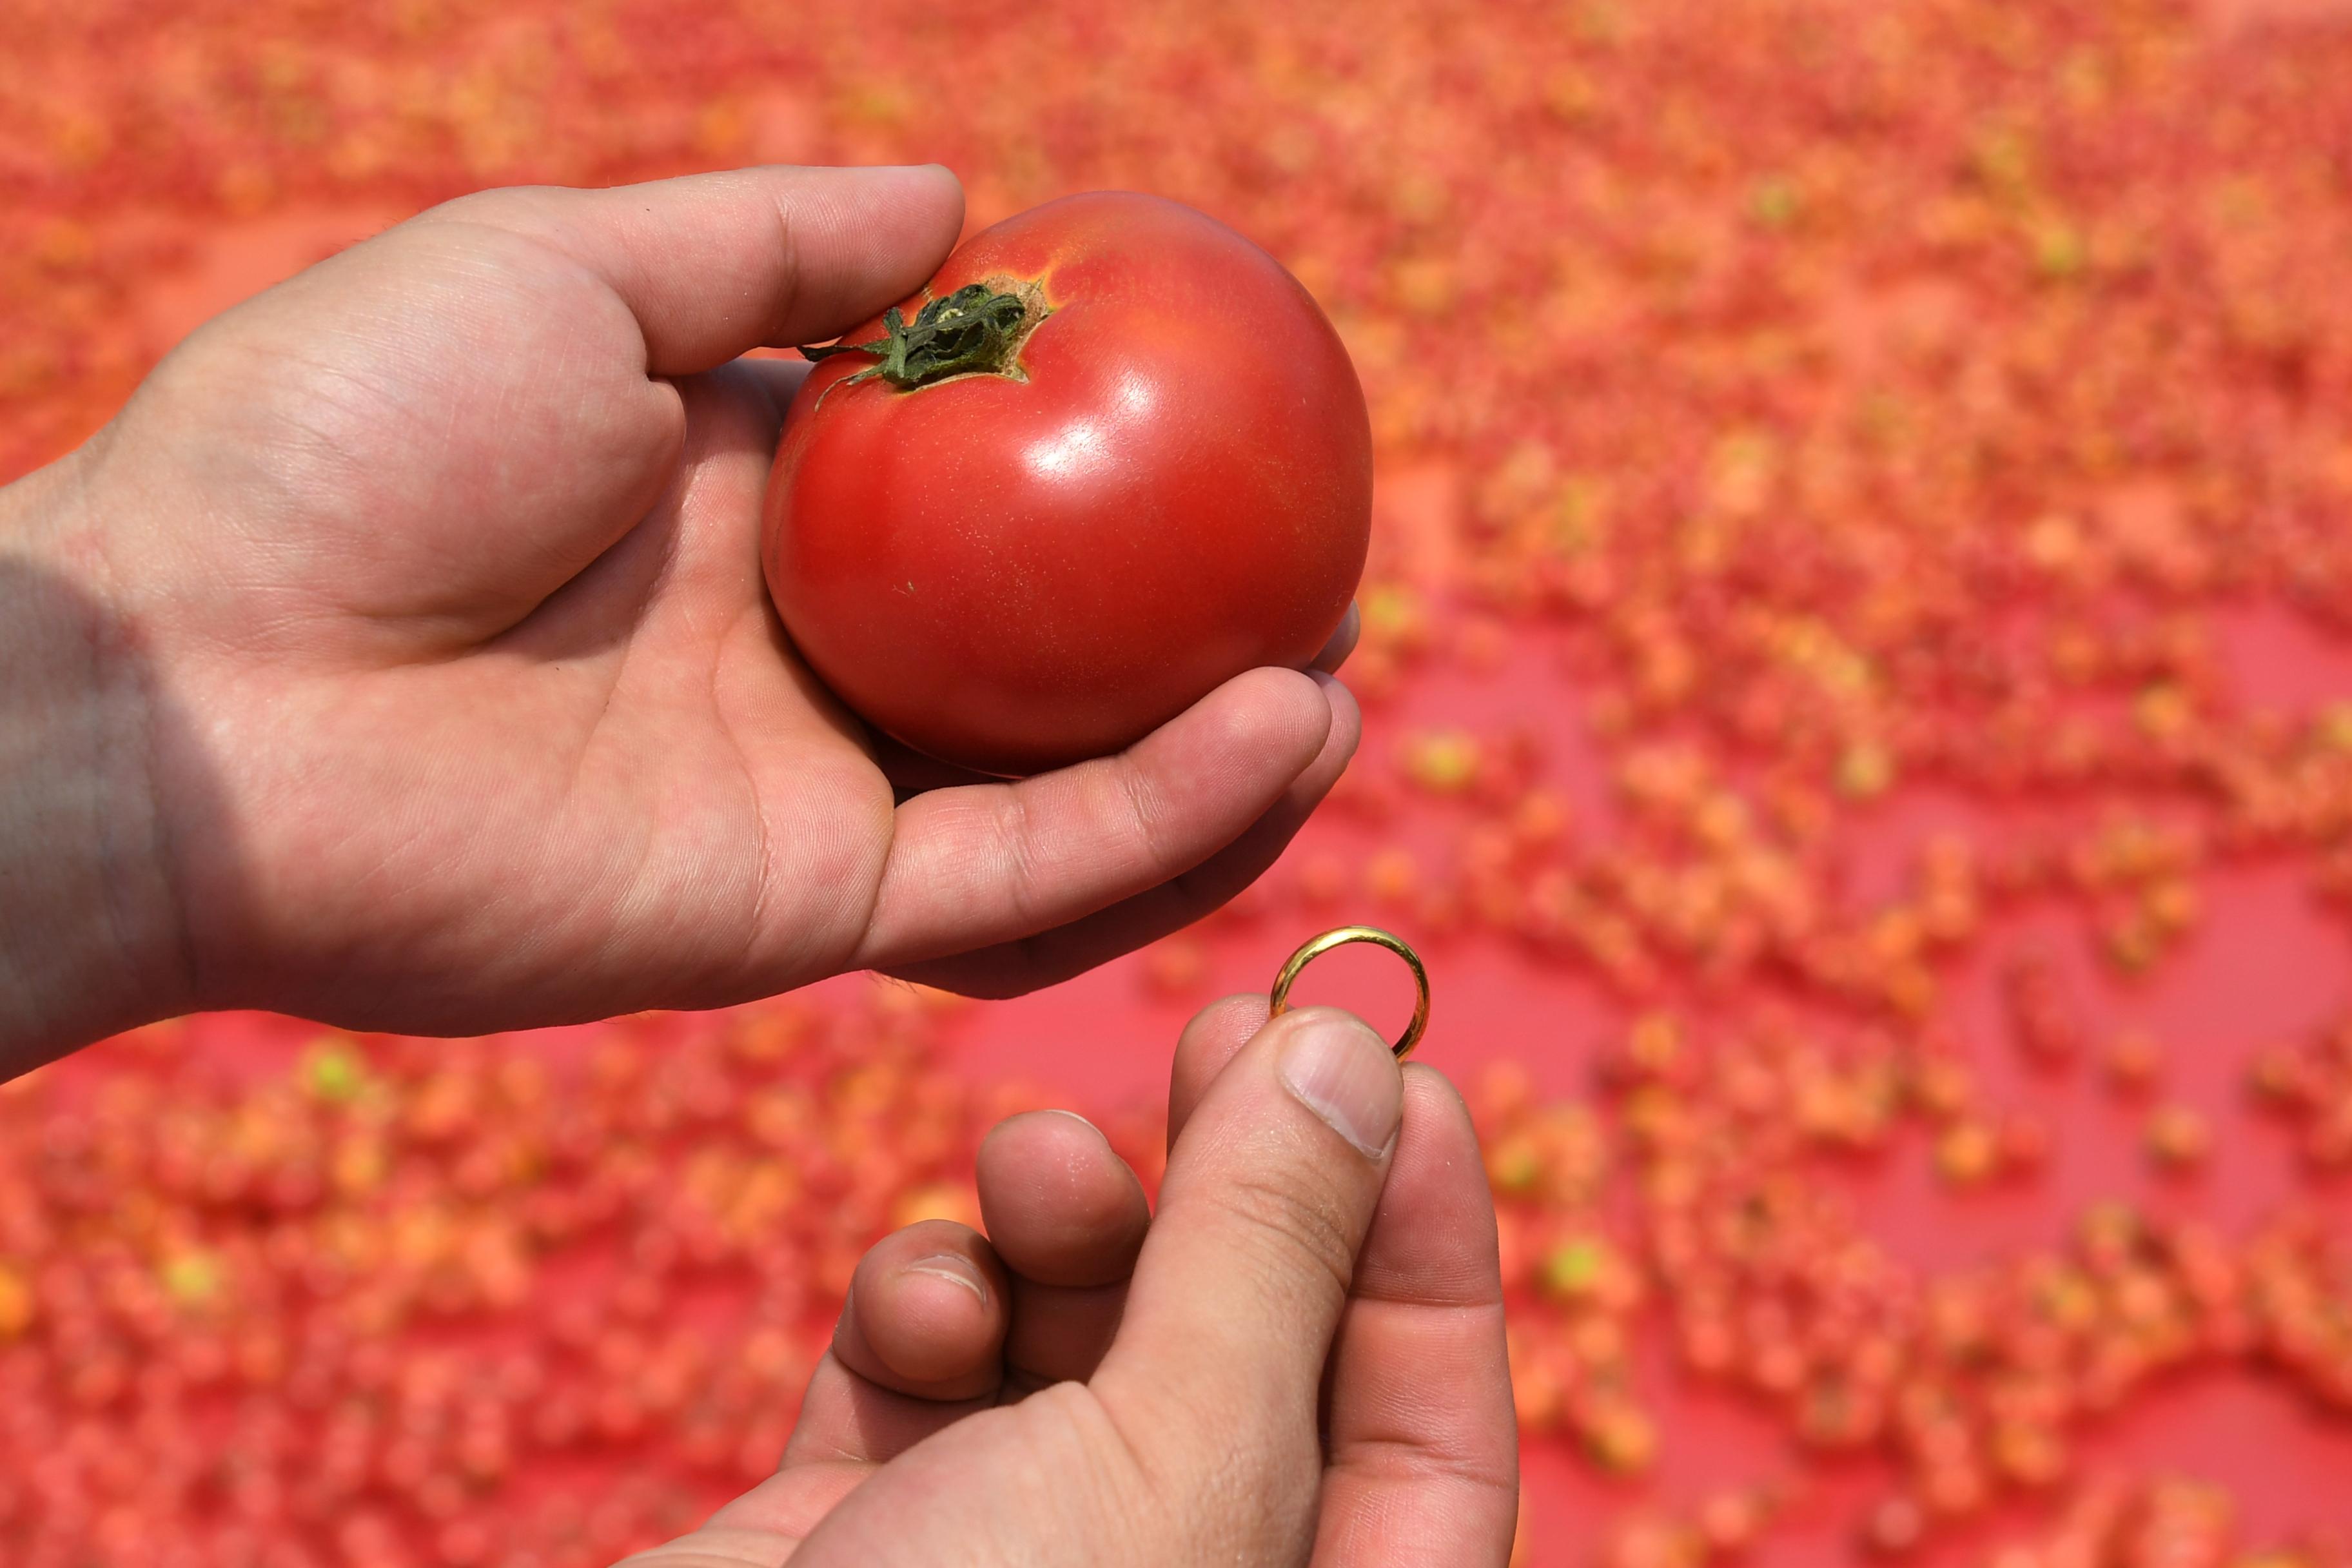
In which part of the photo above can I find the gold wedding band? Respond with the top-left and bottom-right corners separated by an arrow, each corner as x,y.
1267,925 -> 1431,1059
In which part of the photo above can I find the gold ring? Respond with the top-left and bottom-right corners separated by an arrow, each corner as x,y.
1268,925 -> 1431,1059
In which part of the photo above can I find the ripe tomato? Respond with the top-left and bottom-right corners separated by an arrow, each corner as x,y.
761,191 -> 1372,776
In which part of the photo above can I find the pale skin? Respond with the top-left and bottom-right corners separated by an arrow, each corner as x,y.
0,163 -> 1516,1562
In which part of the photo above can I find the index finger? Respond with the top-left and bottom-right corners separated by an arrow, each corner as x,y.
1167,993 -> 1274,1145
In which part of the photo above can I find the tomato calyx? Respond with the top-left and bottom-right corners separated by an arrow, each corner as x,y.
797,277 -> 1050,407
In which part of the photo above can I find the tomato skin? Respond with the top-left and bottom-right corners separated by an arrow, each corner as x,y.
761,191 -> 1373,776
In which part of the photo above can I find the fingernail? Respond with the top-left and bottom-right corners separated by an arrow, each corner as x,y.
905,1253 -> 989,1305
1277,1011 -> 1402,1159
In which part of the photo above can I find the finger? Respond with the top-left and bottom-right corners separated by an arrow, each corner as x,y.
853,667 -> 1341,972
1315,1068 -> 1519,1567
1093,1007 -> 1403,1512
705,1164 -> 1105,1560
878,672 -> 1360,996
426,164 -> 965,374
976,1111 -> 1152,1389
979,1112 -> 1152,1287
1312,602 -> 1361,673
772,1222 -> 1008,1491
1168,992 -> 1274,1147
827,1220 -> 1010,1402
779,1355 -> 995,1475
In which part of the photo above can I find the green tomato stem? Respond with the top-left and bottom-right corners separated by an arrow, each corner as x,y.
798,279 -> 1048,407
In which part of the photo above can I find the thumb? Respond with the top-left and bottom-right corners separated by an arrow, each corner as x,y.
418,163 -> 965,374
1093,1006 -> 1401,1524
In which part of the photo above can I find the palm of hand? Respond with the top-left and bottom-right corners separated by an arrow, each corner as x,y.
75,170 -> 1355,1031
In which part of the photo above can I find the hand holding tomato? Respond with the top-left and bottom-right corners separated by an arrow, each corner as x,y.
0,165 -> 1358,1074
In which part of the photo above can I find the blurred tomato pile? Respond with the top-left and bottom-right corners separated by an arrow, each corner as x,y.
8,0 -> 2352,1564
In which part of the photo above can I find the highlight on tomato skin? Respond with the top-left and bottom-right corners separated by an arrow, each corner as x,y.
761,190 -> 1374,778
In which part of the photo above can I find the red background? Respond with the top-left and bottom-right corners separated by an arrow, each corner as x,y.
7,1 -> 2352,1564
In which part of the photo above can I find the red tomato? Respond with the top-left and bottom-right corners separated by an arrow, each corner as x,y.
761,191 -> 1372,776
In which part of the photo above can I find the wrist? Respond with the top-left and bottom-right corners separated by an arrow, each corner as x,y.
0,445 -> 191,1075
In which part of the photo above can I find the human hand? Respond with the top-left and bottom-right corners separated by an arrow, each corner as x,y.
629,999 -> 1518,1567
0,166 -> 1359,1070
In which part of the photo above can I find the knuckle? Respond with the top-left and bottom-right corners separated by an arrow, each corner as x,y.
994,789 -> 1044,917
409,186 -> 534,242
1108,760 -> 1175,867
765,193 -> 803,332
419,182 -> 562,230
